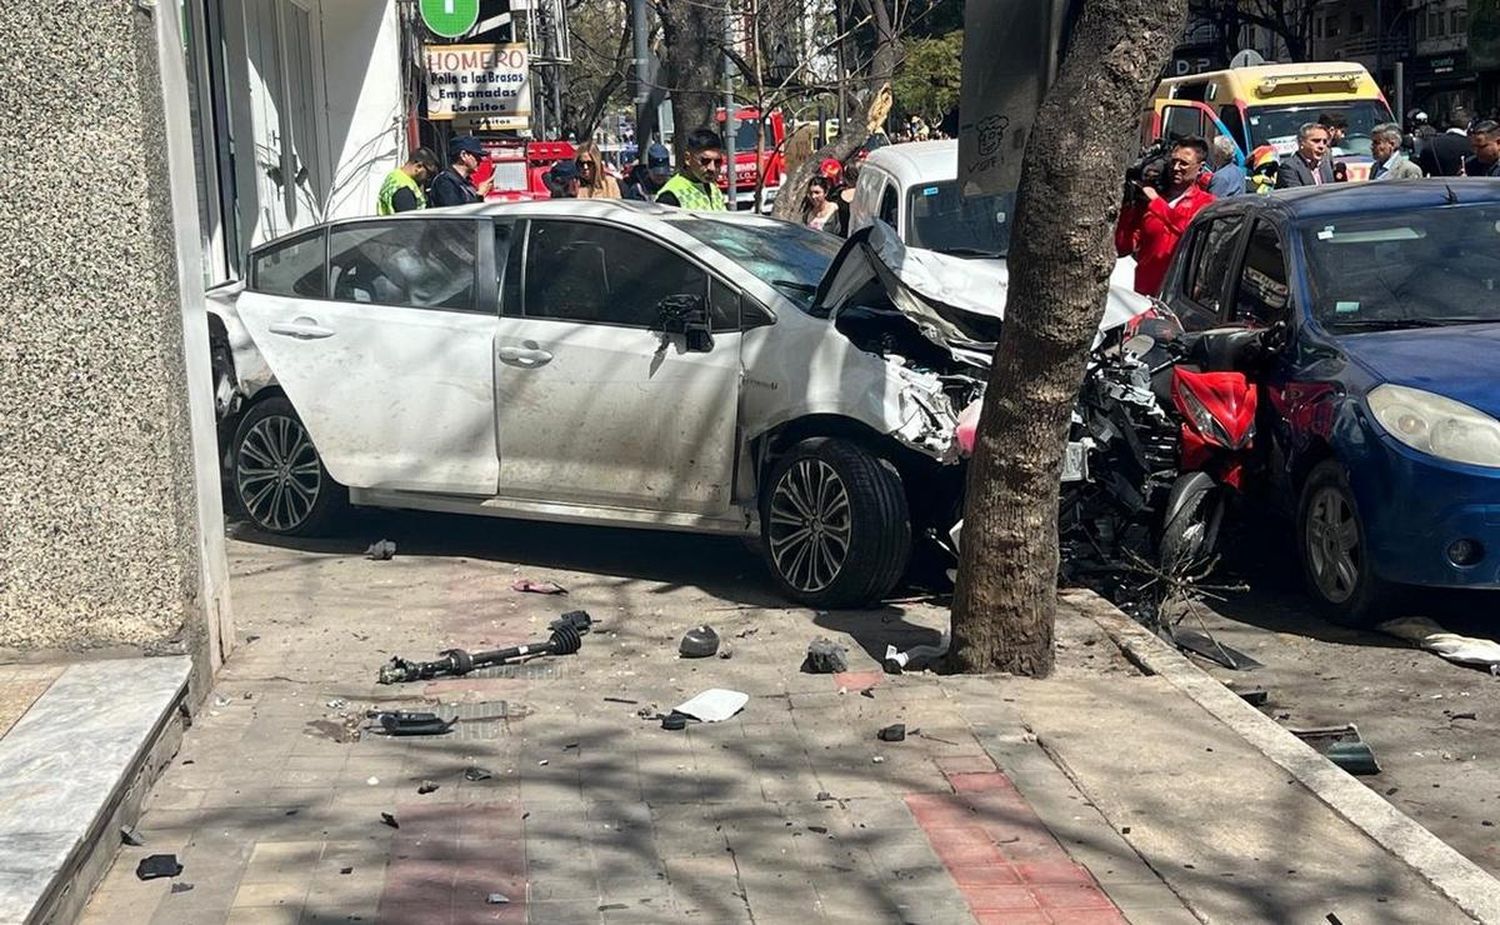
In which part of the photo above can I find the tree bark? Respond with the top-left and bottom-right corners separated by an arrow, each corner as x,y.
656,0 -> 721,163
947,0 -> 1188,677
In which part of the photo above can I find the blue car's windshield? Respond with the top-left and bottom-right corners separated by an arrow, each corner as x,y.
1303,205 -> 1500,330
674,215 -> 841,312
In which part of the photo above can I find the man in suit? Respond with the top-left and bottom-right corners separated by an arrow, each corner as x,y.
1418,109 -> 1471,176
1277,122 -> 1337,188
1370,123 -> 1423,180
1465,120 -> 1500,177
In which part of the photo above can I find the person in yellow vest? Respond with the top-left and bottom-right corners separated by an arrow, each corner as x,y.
376,148 -> 440,215
655,129 -> 727,210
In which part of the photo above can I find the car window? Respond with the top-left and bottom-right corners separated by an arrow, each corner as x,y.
1235,221 -> 1291,325
1162,106 -> 1204,142
523,220 -> 706,328
708,277 -> 740,331
671,214 -> 837,313
499,221 -> 522,316
327,220 -> 477,311
878,184 -> 898,226
1183,214 -> 1244,317
251,229 -> 326,299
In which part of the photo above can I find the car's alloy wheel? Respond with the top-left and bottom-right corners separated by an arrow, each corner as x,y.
760,437 -> 911,608
1304,485 -> 1360,605
232,396 -> 344,536
767,458 -> 853,594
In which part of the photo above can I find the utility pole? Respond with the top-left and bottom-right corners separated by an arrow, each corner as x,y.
723,0 -> 737,209
835,0 -> 846,130
632,0 -> 651,147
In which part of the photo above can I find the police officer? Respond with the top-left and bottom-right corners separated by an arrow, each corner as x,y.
655,129 -> 727,210
624,144 -> 673,201
428,136 -> 493,207
375,148 -> 439,215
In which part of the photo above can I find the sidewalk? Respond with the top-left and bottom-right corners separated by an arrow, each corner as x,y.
74,527 -> 1479,924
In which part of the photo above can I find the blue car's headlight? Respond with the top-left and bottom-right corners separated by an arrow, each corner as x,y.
1368,384 -> 1500,469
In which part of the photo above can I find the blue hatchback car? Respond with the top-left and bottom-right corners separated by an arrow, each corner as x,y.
1159,180 -> 1500,623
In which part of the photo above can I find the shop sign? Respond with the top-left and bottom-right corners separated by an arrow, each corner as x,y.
425,43 -> 531,124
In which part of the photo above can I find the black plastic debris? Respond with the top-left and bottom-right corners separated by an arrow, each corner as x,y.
815,791 -> 833,802
877,723 -> 907,742
511,578 -> 567,595
1171,627 -> 1263,671
364,539 -> 397,561
417,780 -> 439,795
661,712 -> 689,731
380,812 -> 400,829
135,854 -> 182,881
802,638 -> 849,674
1291,724 -> 1382,776
603,696 -> 639,705
119,826 -> 145,847
374,711 -> 456,736
170,882 -> 194,894
340,867 -> 354,875
679,625 -> 720,658
380,611 -> 592,684
860,688 -> 876,699
464,766 -> 494,782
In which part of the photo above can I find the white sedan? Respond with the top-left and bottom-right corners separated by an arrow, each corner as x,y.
208,200 -> 971,607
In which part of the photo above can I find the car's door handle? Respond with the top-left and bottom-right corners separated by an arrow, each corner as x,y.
268,318 -> 335,340
497,346 -> 554,368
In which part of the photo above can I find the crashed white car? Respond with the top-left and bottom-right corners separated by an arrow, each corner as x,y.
209,200 -> 1146,608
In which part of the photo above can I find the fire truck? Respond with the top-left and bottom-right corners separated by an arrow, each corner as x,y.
714,107 -> 787,210
471,139 -> 578,200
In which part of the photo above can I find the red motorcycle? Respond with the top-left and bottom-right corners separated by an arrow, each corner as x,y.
1158,326 -> 1281,571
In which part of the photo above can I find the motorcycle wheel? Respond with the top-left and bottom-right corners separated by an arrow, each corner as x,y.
1159,474 -> 1225,575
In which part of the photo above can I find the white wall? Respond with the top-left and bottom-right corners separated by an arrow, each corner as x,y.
318,0 -> 406,220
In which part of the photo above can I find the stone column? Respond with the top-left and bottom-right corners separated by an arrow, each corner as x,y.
0,1 -> 232,680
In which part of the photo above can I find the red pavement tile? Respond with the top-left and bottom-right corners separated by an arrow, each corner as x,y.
904,793 -> 981,829
1031,883 -> 1118,911
949,865 -> 1024,887
927,825 -> 995,849
381,858 -> 455,906
947,771 -> 1013,793
975,913 -> 1052,925
1014,860 -> 1096,886
377,903 -> 453,925
932,841 -> 1007,868
965,885 -> 1042,911
832,670 -> 883,692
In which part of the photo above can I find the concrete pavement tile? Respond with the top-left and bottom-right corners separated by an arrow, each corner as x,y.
522,899 -> 606,924
241,840 -> 324,883
226,906 -> 302,924
527,872 -> 601,902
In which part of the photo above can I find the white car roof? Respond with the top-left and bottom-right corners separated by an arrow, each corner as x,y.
863,140 -> 958,187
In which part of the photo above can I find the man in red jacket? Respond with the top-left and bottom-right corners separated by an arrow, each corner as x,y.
1115,136 -> 1215,296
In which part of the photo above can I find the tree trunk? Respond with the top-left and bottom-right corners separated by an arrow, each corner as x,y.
657,0 -> 721,163
770,0 -> 898,221
947,0 -> 1188,677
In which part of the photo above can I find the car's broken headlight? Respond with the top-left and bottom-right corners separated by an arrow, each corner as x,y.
1369,384 -> 1500,468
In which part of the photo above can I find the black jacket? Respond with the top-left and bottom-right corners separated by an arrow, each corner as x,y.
1419,131 -> 1470,177
428,168 -> 481,207
1465,156 -> 1500,177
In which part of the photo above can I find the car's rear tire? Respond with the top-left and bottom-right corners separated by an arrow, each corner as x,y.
232,396 -> 345,536
761,437 -> 911,608
1297,460 -> 1387,626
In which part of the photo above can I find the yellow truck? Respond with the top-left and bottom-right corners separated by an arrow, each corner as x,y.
1142,62 -> 1396,179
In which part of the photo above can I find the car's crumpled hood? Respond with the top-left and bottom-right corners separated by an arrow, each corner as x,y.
1341,322 -> 1500,419
814,221 -> 1153,366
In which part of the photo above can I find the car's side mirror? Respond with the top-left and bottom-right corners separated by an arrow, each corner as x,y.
654,294 -> 714,353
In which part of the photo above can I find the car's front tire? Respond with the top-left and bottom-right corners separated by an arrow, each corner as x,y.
232,396 -> 345,536
1297,460 -> 1387,626
761,437 -> 911,608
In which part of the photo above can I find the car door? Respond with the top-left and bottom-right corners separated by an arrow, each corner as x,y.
235,217 -> 501,495
491,218 -> 742,515
1166,212 -> 1247,330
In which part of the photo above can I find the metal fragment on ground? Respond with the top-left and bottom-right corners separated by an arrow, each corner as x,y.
1170,626 -> 1263,671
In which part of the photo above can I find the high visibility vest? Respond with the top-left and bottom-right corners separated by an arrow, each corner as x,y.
656,173 -> 726,211
377,169 -> 425,215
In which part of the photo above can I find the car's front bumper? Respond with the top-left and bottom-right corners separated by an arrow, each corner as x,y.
1351,435 -> 1500,588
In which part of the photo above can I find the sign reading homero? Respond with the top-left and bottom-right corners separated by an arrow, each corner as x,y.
425,43 -> 532,124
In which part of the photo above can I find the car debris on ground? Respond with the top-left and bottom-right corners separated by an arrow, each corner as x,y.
380,812 -> 399,829
119,826 -> 145,847
464,766 -> 494,782
672,689 -> 749,723
511,578 -> 567,595
135,855 -> 183,881
417,780 -> 439,794
877,723 -> 907,742
883,635 -> 949,674
1379,617 -> 1500,675
802,638 -> 848,673
1170,626 -> 1264,671
369,711 -> 456,736
364,539 -> 397,561
678,625 -> 720,658
377,611 -> 592,683
1290,723 -> 1382,776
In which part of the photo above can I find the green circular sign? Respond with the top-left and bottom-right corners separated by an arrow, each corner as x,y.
420,0 -> 479,39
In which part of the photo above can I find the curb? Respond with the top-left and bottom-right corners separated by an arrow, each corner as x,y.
1067,588 -> 1500,925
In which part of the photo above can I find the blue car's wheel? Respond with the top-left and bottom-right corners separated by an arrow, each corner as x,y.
1297,460 -> 1388,626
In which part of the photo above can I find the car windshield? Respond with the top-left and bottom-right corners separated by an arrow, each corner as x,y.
1247,100 -> 1393,157
1303,205 -> 1500,329
906,182 -> 1015,257
675,215 -> 841,311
